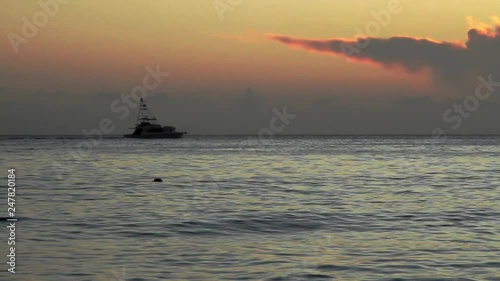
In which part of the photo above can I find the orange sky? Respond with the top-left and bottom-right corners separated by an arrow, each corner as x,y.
1,1 -> 500,135
0,0 -> 498,100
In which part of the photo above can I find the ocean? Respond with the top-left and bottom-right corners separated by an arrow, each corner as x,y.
1,135 -> 499,280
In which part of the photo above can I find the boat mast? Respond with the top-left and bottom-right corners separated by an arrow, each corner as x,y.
136,98 -> 143,124
136,98 -> 157,125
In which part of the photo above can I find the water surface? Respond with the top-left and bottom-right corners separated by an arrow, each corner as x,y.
1,136 -> 499,280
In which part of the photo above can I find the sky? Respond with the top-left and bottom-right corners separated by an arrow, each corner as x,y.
0,0 -> 499,135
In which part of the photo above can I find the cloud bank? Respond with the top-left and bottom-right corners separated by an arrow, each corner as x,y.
268,18 -> 500,86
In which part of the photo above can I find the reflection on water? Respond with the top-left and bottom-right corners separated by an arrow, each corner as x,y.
0,136 -> 499,280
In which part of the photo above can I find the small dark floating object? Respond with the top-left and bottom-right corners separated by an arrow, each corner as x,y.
153,178 -> 163,182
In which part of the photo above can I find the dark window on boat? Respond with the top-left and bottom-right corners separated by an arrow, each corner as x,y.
146,128 -> 164,132
132,129 -> 143,135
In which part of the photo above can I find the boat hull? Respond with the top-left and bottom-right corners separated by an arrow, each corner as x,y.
124,132 -> 185,139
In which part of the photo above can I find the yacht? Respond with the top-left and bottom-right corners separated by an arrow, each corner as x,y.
124,98 -> 186,139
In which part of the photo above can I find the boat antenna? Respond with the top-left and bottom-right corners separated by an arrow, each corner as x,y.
135,97 -> 158,125
136,98 -> 143,124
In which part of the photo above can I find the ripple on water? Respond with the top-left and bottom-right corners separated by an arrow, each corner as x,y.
2,136 -> 499,280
